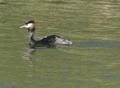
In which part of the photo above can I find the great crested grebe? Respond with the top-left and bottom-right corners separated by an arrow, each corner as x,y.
20,20 -> 72,48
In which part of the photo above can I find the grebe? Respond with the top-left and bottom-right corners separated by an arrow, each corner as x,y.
20,20 -> 72,48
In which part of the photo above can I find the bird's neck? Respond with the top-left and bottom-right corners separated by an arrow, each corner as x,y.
27,27 -> 35,32
29,32 -> 35,44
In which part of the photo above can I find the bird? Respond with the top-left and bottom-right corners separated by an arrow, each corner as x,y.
20,20 -> 72,48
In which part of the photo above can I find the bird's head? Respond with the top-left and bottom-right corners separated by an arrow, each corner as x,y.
20,20 -> 35,32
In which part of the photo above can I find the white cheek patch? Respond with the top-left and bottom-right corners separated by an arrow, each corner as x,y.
26,23 -> 33,28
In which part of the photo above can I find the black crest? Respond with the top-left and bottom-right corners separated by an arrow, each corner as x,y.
25,20 -> 35,24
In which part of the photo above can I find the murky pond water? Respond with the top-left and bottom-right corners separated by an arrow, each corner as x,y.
0,0 -> 120,88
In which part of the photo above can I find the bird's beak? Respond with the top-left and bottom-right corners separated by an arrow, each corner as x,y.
19,23 -> 33,29
19,25 -> 27,28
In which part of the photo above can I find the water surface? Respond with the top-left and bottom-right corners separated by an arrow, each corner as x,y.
0,0 -> 120,88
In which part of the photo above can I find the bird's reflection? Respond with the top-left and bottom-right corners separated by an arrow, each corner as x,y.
22,48 -> 37,85
23,48 -> 36,61
27,48 -> 36,56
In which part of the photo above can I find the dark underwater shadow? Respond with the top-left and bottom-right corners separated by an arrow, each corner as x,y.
43,0 -> 75,5
23,39 -> 120,58
0,0 -> 7,6
73,40 -> 120,48
0,2 -> 6,5
79,39 -> 120,48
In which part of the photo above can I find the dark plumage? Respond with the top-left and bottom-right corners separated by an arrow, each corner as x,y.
29,35 -> 62,48
20,20 -> 72,48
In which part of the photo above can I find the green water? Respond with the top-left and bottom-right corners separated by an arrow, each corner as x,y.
0,0 -> 120,88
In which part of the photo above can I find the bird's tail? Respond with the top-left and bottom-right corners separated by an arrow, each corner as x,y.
55,37 -> 72,45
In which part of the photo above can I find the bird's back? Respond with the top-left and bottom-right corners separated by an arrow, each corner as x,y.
35,35 -> 60,47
